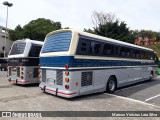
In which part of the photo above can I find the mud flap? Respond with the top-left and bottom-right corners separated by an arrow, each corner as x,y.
16,79 -> 17,84
43,86 -> 46,93
8,78 -> 11,82
56,88 -> 58,96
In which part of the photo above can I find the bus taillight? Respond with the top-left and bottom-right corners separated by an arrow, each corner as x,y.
38,69 -> 41,73
64,64 -> 69,69
65,71 -> 69,76
20,76 -> 23,79
65,85 -> 69,89
20,72 -> 23,75
38,75 -> 41,79
65,78 -> 69,83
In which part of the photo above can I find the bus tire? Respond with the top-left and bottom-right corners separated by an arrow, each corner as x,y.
106,76 -> 116,93
149,71 -> 154,81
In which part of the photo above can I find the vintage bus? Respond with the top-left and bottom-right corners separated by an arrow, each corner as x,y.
39,29 -> 158,98
8,39 -> 43,84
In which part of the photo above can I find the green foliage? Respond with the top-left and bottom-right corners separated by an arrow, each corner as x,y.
144,44 -> 160,57
135,30 -> 160,41
84,28 -> 94,34
9,18 -> 61,41
84,11 -> 136,43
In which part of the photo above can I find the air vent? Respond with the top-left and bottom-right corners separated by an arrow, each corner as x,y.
81,72 -> 93,87
56,70 -> 63,85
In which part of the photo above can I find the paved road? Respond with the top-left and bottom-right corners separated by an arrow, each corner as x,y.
0,71 -> 160,120
114,76 -> 160,106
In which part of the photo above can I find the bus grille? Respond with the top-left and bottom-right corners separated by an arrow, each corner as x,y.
56,70 -> 63,85
81,72 -> 93,87
17,67 -> 20,77
42,70 -> 46,82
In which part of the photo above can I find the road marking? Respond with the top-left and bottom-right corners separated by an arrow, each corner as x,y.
145,94 -> 160,102
104,93 -> 160,109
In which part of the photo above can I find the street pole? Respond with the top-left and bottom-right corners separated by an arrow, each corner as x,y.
3,1 -> 13,58
4,5 -> 8,57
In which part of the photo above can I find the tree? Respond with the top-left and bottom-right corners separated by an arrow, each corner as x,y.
91,11 -> 116,28
9,18 -> 61,41
84,11 -> 136,43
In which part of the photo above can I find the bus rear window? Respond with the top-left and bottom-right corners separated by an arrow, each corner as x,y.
42,32 -> 72,53
10,42 -> 26,55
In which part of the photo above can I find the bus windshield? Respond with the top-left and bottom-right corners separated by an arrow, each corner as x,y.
42,32 -> 72,53
10,42 -> 26,55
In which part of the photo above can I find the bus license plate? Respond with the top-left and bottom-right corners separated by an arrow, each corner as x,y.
47,78 -> 55,85
11,71 -> 17,77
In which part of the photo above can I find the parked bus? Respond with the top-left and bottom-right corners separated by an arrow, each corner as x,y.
157,58 -> 160,75
39,29 -> 158,98
0,58 -> 8,71
8,39 -> 43,84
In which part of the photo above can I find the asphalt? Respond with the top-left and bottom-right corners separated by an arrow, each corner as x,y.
114,76 -> 160,106
0,71 -> 160,120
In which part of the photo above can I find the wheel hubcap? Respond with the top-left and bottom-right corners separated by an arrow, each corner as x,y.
109,80 -> 115,91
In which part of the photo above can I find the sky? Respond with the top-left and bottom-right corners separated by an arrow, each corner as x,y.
0,0 -> 160,32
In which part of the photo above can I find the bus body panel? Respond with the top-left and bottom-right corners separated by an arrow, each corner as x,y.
39,65 -> 157,98
39,29 -> 158,98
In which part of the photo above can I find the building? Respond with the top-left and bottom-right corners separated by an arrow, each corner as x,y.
0,25 -> 13,57
134,36 -> 159,46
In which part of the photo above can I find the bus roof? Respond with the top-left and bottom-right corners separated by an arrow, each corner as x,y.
8,39 -> 43,58
13,38 -> 43,45
46,29 -> 153,52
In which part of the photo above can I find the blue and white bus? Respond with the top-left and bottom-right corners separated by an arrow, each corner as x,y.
39,29 -> 158,98
8,39 -> 43,84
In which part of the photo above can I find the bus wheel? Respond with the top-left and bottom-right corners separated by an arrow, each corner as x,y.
106,76 -> 116,93
149,71 -> 154,81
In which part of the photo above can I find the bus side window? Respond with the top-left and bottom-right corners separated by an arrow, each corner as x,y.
103,43 -> 114,56
132,50 -> 140,59
90,41 -> 102,55
76,38 -> 90,55
114,46 -> 120,57
29,44 -> 42,57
